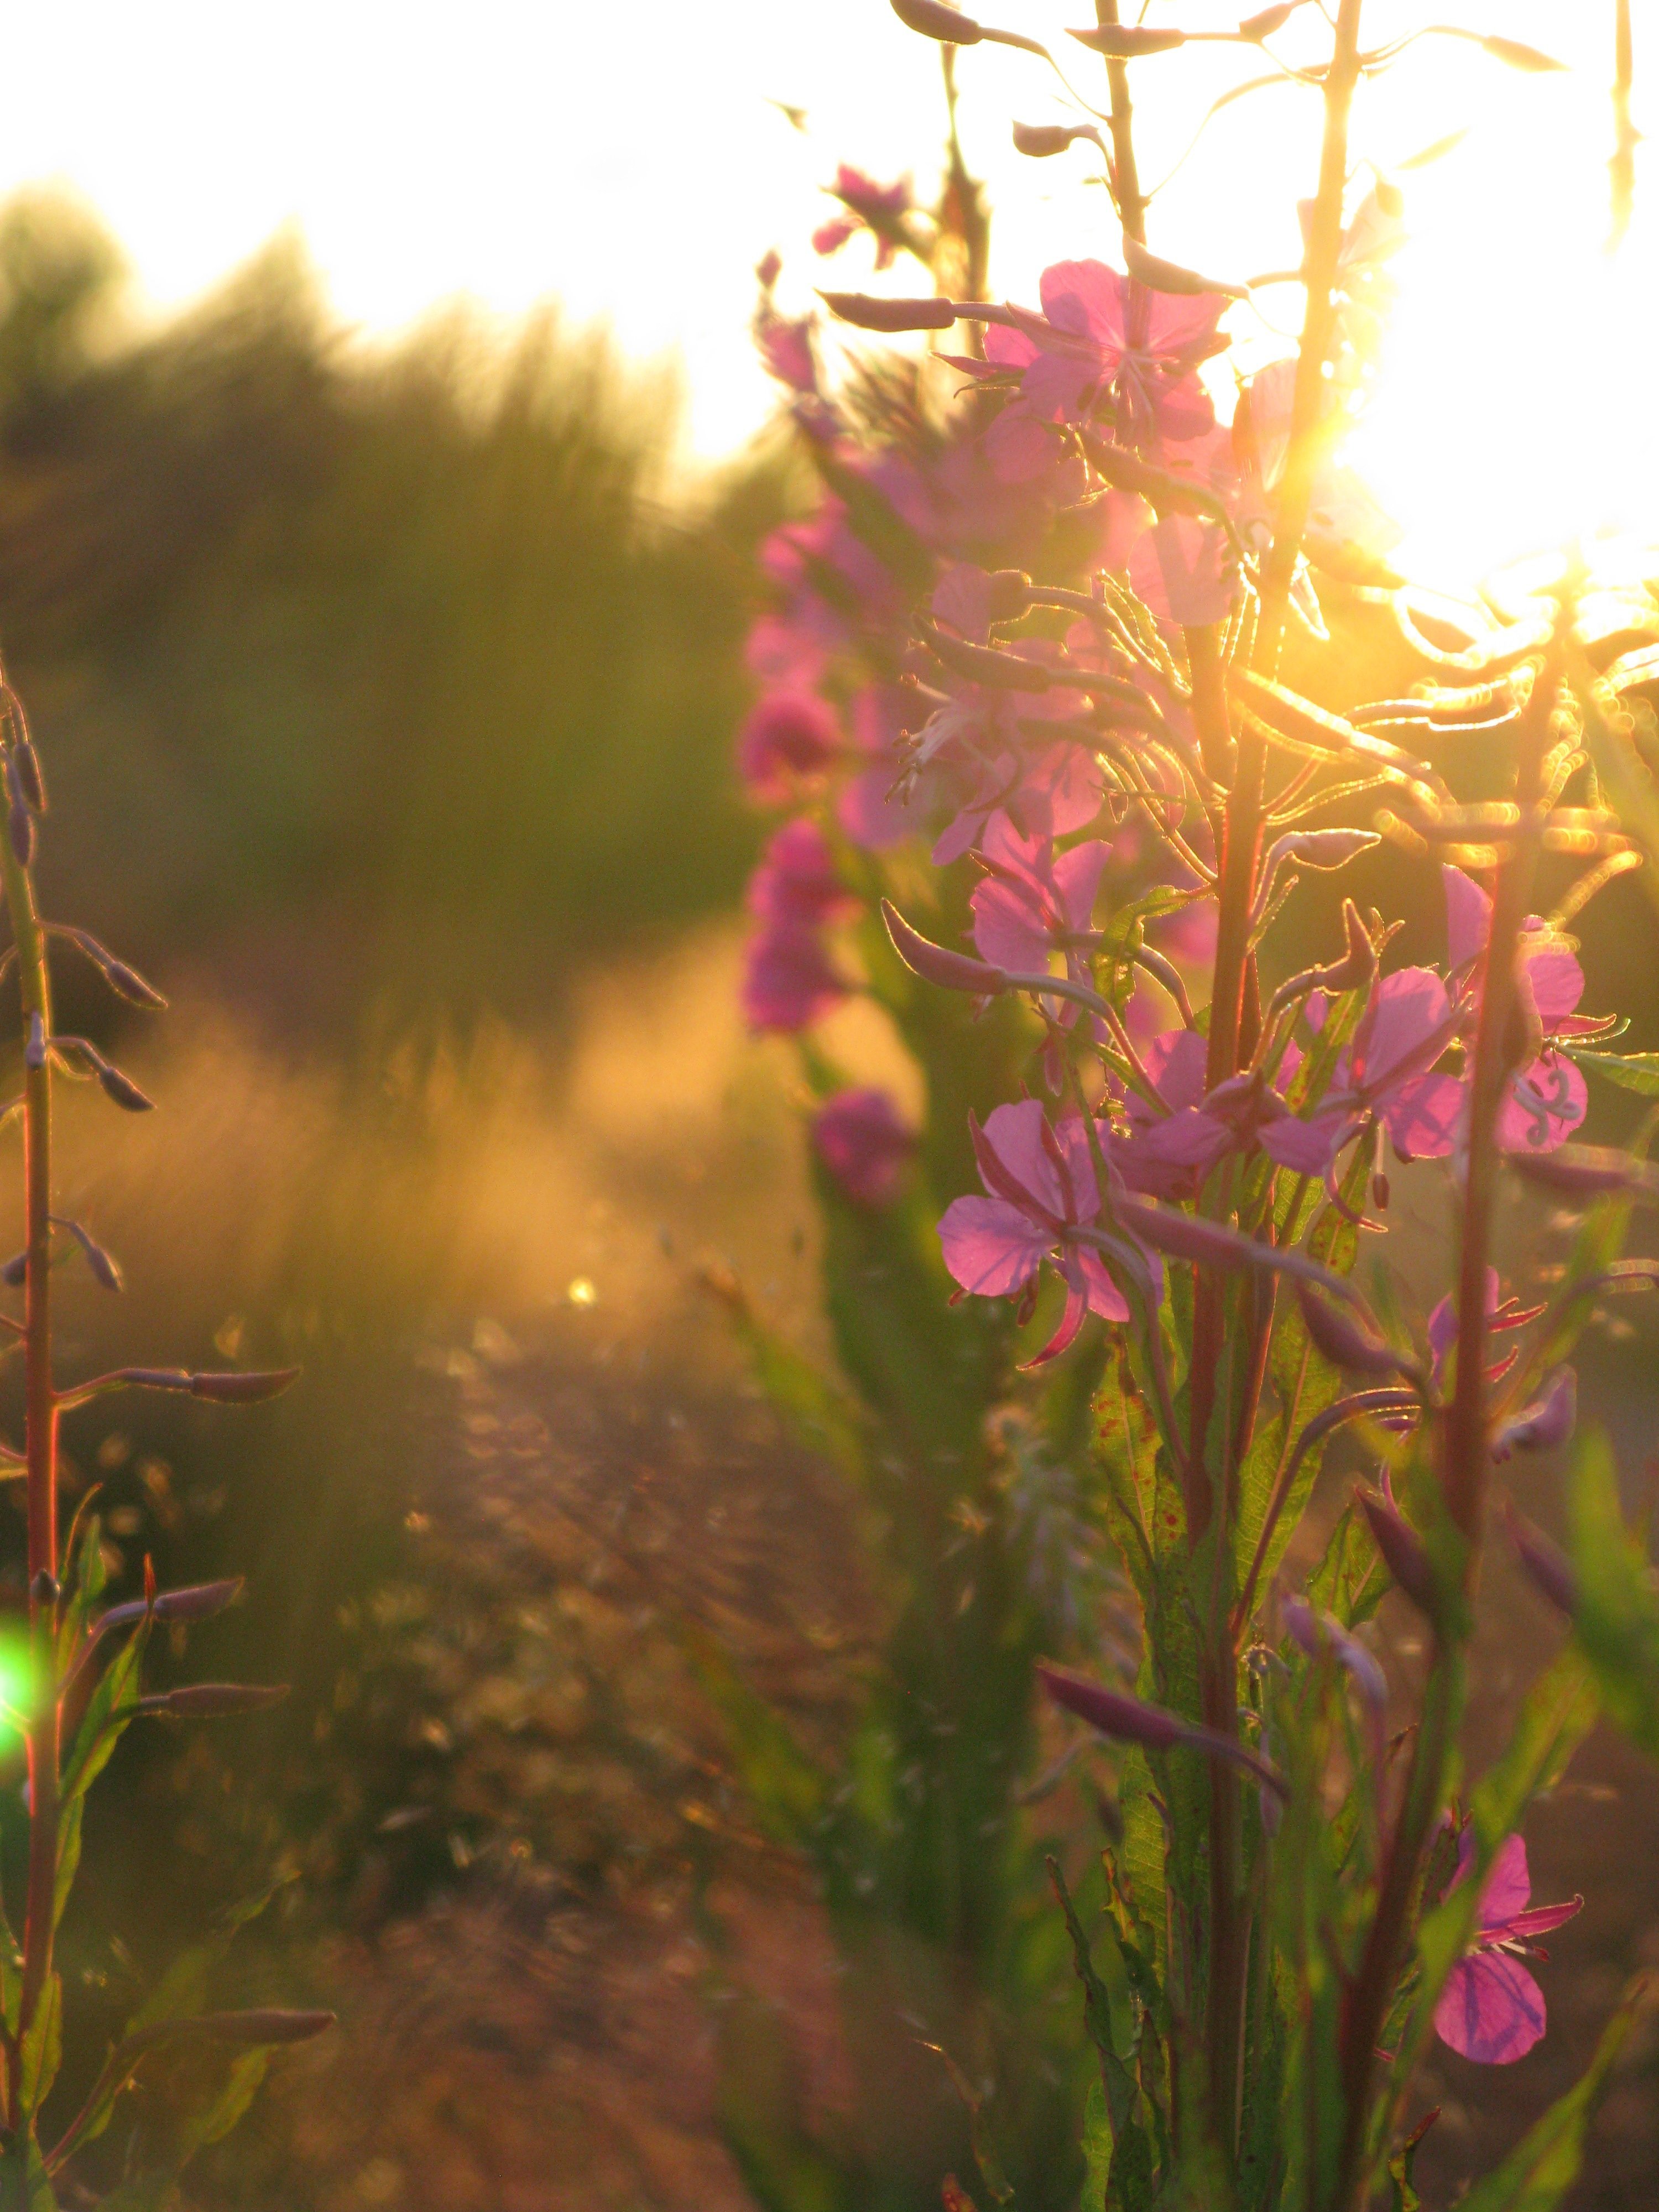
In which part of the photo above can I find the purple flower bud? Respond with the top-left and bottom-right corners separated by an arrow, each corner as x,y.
1276,830 -> 1383,872
983,568 -> 1032,620
189,1366 -> 302,1404
1114,1198 -> 1256,1270
883,900 -> 1009,994
1,1250 -> 24,1287
1066,23 -> 1186,57
55,1215 -> 123,1292
95,1578 -> 245,1636
1296,1284 -> 1406,1380
812,1088 -> 915,1209
139,1682 -> 289,1718
5,758 -> 33,868
1491,1367 -> 1576,1461
1037,1663 -> 1186,1750
892,0 -> 983,42
1501,1500 -> 1578,1617
820,291 -> 958,332
1357,1484 -> 1436,1615
1240,3 -> 1298,35
94,1056 -> 154,1113
24,1013 -> 44,1070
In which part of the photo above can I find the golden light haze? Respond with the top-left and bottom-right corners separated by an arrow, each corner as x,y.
1,1 -> 1655,581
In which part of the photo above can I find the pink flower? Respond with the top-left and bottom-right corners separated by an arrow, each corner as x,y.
812,166 -> 915,271
1425,1267 -> 1538,1392
745,818 -> 857,929
1261,966 -> 1465,1183
812,1087 -> 915,1208
1110,1030 -> 1234,1198
1444,868 -> 1591,1155
938,1099 -> 1128,1364
742,921 -> 848,1032
973,259 -> 1229,481
969,816 -> 1109,981
738,691 -> 842,800
755,303 -> 818,395
837,686 -> 919,851
1435,1830 -> 1582,2065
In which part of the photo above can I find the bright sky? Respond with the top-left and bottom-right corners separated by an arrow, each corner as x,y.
2,2 -> 1656,580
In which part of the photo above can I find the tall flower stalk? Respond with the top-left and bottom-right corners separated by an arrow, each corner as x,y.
729,4 -> 1659,2208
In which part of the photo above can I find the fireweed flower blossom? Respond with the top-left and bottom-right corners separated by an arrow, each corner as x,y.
1435,1829 -> 1582,2065
969,816 -> 1110,998
1444,867 -> 1594,1153
745,818 -> 858,930
742,921 -> 849,1033
738,690 -> 842,801
812,166 -> 917,270
812,1087 -> 916,1208
938,1098 -> 1133,1364
961,260 -> 1229,482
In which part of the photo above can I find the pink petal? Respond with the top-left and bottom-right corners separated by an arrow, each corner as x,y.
1052,838 -> 1110,934
985,405 -> 1058,484
837,766 -> 915,851
1501,1896 -> 1584,1940
1434,1949 -> 1547,2065
1026,1279 -> 1088,1367
1259,1110 -> 1350,1177
1444,865 -> 1491,973
983,324 -> 1039,371
979,1099 -> 1067,1219
971,875 -> 1050,972
1383,1071 -> 1465,1161
1015,743 -> 1107,841
1520,940 -> 1585,1023
938,1195 -> 1051,1300
1478,1833 -> 1533,1927
1355,968 -> 1453,1091
1077,1244 -> 1130,1323
1141,1028 -> 1211,1114
1039,259 -> 1127,349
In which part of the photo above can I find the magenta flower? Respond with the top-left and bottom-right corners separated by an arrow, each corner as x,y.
938,1099 -> 1128,1364
738,690 -> 842,800
1444,867 -> 1592,1154
812,1087 -> 915,1208
969,816 -> 1109,985
1435,1830 -> 1582,2064
812,166 -> 916,270
742,921 -> 848,1032
745,818 -> 857,930
837,686 -> 919,851
1261,966 -> 1465,1182
1110,1029 -> 1234,1198
1425,1267 -> 1538,1392
974,260 -> 1229,481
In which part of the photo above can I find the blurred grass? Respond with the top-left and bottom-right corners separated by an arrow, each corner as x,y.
0,187 -> 784,1035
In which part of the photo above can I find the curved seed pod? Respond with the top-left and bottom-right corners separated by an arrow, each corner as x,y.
138,1682 -> 289,1718
1037,1665 -> 1185,1750
1012,121 -> 1102,159
188,1367 -> 302,1404
54,1216 -> 123,1293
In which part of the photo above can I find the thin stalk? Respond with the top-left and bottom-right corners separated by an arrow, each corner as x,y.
1094,0 -> 1147,246
1330,640 -> 1561,2211
0,820 -> 56,2105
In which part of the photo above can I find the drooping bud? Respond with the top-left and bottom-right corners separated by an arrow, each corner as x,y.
1011,121 -> 1101,159
1296,1284 -> 1406,1381
1037,1664 -> 1185,1750
883,900 -> 1009,993
892,0 -> 983,43
821,291 -> 958,332
139,1682 -> 289,1718
1121,233 -> 1248,299
1490,1366 -> 1577,1461
1,1250 -> 23,1287
59,926 -> 168,1009
1281,1594 -> 1388,1747
93,1056 -> 155,1114
1356,1484 -> 1436,1615
1501,1500 -> 1578,1617
1274,829 -> 1383,872
55,1215 -> 123,1292
188,1366 -> 302,1404
1067,23 -> 1186,57
1480,34 -> 1566,73
96,1578 -> 245,1637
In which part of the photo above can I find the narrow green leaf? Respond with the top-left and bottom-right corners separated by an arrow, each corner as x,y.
1569,1424 -> 1659,1756
1566,1048 -> 1659,1095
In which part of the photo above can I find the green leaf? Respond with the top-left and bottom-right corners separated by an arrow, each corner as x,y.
1565,1047 -> 1659,1094
53,1796 -> 82,1933
123,1877 -> 292,2039
684,1634 -> 826,1849
1080,2077 -> 1113,2212
1386,2106 -> 1438,2212
1569,1424 -> 1659,1756
1454,1978 -> 1649,2212
18,1972 -> 62,2121
177,2046 -> 271,2156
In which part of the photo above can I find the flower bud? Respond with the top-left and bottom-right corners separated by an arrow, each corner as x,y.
821,291 -> 958,332
1275,829 -> 1382,872
1296,1284 -> 1404,1380
1,1250 -> 23,1287
1501,1500 -> 1578,1617
1011,121 -> 1098,159
61,927 -> 167,1009
1240,3 -> 1298,34
95,1578 -> 245,1637
1491,1366 -> 1576,1461
1067,24 -> 1185,57
11,737 -> 44,813
984,568 -> 1032,620
56,1214 -> 122,1292
140,1682 -> 289,1718
94,1057 -> 154,1113
1480,34 -> 1565,72
189,1365 -> 302,1404
24,1013 -> 44,1070
1356,1484 -> 1436,1615
1037,1663 -> 1185,1750
1114,1198 -> 1257,1270
892,0 -> 982,41
883,900 -> 1009,994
